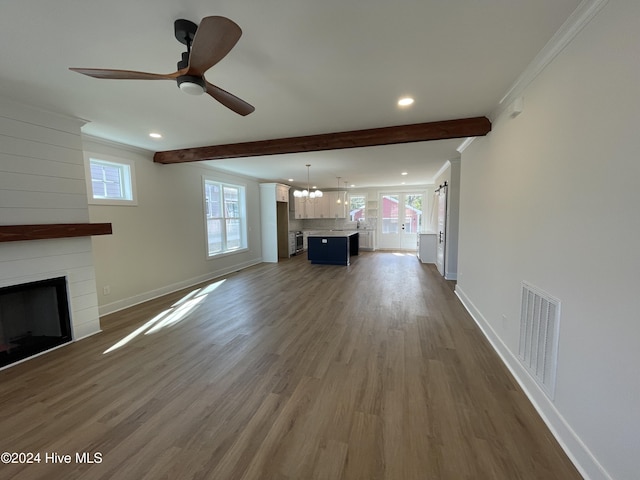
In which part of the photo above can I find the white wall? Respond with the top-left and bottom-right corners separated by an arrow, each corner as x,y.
455,1 -> 640,478
83,137 -> 263,315
0,97 -> 101,339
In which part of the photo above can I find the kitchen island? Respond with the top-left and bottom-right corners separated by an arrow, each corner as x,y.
307,231 -> 359,266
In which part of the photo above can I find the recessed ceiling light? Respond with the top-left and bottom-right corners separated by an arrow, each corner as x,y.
398,97 -> 414,107
288,178 -> 294,182
149,132 -> 162,139
401,171 -> 408,176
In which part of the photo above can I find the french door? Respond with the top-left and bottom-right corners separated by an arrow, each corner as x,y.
377,192 -> 424,250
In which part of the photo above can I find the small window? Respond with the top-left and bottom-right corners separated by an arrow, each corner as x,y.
348,194 -> 366,221
204,178 -> 248,257
86,157 -> 137,205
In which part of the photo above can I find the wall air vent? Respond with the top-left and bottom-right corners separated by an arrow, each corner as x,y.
518,282 -> 561,400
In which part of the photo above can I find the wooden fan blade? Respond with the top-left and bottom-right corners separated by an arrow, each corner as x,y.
187,16 -> 242,77
69,68 -> 184,80
205,82 -> 254,116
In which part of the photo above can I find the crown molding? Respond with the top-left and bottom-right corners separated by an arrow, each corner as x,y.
81,133 -> 154,156
456,137 -> 476,154
433,161 -> 452,182
491,0 -> 609,121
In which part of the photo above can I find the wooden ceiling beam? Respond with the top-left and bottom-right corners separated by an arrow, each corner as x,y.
153,116 -> 491,164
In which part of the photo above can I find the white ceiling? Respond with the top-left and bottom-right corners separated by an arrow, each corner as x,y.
0,0 -> 580,189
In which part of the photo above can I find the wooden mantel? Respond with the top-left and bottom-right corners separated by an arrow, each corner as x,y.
0,223 -> 112,243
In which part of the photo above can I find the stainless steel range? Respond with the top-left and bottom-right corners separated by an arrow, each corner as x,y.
294,231 -> 304,254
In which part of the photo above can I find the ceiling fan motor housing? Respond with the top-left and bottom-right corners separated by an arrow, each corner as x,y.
177,74 -> 206,95
176,50 -> 205,95
177,51 -> 190,70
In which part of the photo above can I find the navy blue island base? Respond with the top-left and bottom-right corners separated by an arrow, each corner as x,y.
307,231 -> 359,266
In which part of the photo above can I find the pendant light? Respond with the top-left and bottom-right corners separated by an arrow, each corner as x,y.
293,164 -> 323,200
336,177 -> 342,204
343,180 -> 349,207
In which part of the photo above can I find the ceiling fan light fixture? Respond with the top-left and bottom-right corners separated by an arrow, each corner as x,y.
177,75 -> 206,95
70,16 -> 254,115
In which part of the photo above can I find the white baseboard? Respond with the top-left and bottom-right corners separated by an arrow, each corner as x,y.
454,285 -> 612,480
98,258 -> 263,316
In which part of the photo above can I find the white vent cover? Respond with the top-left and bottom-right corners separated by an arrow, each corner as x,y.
518,282 -> 561,399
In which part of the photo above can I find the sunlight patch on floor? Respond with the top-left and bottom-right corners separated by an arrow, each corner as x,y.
172,288 -> 201,307
145,295 -> 206,334
103,279 -> 226,354
103,309 -> 171,354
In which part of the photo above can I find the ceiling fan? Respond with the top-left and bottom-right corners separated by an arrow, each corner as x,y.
69,16 -> 254,116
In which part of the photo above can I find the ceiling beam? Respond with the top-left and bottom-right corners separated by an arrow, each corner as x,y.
153,116 -> 491,164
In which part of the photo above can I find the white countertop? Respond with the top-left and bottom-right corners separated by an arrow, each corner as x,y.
306,230 -> 359,237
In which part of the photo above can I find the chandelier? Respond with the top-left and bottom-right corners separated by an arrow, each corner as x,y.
293,164 -> 323,200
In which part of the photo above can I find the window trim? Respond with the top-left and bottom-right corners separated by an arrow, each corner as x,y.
202,176 -> 249,259
84,154 -> 138,206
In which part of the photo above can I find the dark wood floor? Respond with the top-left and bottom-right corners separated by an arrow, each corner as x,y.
0,252 -> 581,479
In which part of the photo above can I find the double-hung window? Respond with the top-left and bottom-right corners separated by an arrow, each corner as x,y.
204,178 -> 247,257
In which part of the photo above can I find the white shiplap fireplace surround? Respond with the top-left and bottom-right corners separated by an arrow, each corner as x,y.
0,97 -> 106,366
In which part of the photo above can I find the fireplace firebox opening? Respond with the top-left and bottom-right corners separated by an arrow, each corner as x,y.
0,276 -> 72,369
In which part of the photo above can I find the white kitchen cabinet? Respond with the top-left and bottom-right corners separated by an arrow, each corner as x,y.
417,233 -> 437,263
295,197 -> 315,218
358,229 -> 375,250
294,192 -> 347,219
314,195 -> 331,218
276,184 -> 289,203
294,196 -> 305,218
294,197 -> 321,218
329,191 -> 347,219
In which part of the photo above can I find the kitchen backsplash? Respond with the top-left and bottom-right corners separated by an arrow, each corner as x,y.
289,216 -> 375,232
